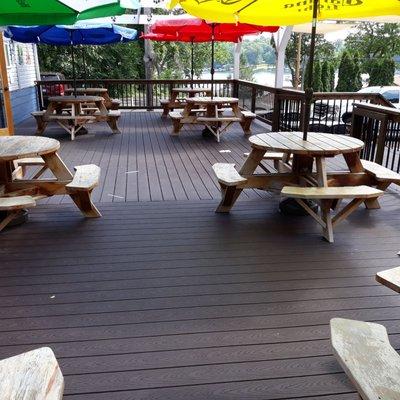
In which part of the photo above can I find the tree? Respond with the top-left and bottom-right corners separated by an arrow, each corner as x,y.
368,58 -> 396,85
313,60 -> 323,92
152,41 -> 232,79
336,51 -> 361,92
37,26 -> 145,79
284,32 -> 336,88
344,22 -> 400,74
321,61 -> 330,92
328,62 -> 336,91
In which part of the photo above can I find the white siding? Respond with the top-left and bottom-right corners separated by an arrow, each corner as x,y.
3,37 -> 39,92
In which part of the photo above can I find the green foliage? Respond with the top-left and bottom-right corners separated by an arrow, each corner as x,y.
313,60 -> 323,92
344,22 -> 400,73
241,37 -> 275,66
368,58 -> 395,86
37,41 -> 145,79
152,41 -> 232,79
336,51 -> 362,92
284,32 -> 336,88
321,61 -> 330,92
328,62 -> 336,91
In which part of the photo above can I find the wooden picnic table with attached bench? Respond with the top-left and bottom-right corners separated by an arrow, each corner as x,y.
64,87 -> 121,110
0,136 -> 101,231
160,87 -> 212,117
32,95 -> 121,140
212,131 -> 400,242
169,96 -> 256,142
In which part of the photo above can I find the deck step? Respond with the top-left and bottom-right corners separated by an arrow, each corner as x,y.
212,163 -> 247,186
331,317 -> 400,400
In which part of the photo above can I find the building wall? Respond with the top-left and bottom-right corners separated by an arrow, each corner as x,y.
3,37 -> 40,124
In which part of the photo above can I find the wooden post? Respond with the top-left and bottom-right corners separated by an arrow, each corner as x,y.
0,34 -> 14,135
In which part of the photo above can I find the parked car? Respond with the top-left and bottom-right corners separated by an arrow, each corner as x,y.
40,72 -> 65,107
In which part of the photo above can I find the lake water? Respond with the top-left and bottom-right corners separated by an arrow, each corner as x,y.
201,67 -> 293,87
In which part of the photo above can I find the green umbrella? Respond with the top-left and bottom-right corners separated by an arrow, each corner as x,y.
0,0 -> 139,26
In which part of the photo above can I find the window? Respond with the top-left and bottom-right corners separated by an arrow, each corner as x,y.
3,41 -> 12,68
382,90 -> 400,104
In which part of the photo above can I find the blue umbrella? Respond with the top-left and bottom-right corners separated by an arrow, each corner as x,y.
5,23 -> 138,95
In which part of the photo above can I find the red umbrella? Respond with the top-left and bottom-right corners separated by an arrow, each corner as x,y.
144,18 -> 279,96
149,17 -> 278,37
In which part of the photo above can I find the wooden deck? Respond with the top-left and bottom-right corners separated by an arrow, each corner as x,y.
3,111 -> 400,399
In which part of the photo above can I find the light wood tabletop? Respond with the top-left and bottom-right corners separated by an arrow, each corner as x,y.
65,88 -> 108,94
250,131 -> 364,156
186,96 -> 239,105
172,87 -> 212,94
0,136 -> 60,162
48,95 -> 104,103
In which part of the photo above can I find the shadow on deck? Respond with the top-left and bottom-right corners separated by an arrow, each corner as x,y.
2,110 -> 399,399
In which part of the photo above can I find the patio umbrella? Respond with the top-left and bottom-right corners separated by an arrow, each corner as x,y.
146,17 -> 278,97
0,0 -> 140,26
168,0 -> 399,139
5,23 -> 138,96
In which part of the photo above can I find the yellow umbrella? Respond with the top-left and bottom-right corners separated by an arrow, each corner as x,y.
168,0 -> 399,26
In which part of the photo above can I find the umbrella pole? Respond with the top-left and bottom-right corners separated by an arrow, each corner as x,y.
70,33 -> 77,97
302,0 -> 318,141
211,23 -> 215,99
82,45 -> 88,88
190,38 -> 194,89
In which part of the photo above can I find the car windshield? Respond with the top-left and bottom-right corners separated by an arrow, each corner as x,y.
382,90 -> 400,104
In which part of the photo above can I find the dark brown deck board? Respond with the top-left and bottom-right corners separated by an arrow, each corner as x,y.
3,113 -> 399,398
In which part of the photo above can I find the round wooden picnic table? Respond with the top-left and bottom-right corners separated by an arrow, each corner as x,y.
249,131 -> 364,156
0,136 -> 71,229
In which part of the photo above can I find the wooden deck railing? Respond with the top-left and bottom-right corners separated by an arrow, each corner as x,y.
350,103 -> 400,172
35,78 -> 399,171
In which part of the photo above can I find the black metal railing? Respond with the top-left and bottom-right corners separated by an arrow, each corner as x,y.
351,103 -> 400,172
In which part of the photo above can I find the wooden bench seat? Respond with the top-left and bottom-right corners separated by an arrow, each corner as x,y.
91,110 -> 121,134
212,163 -> 247,187
376,266 -> 400,293
0,347 -> 64,399
331,317 -> 400,400
0,196 -> 36,232
197,116 -> 242,142
361,159 -> 400,184
281,185 -> 383,200
197,116 -> 242,123
244,151 -> 293,172
110,99 -> 121,110
66,164 -> 101,218
240,110 -> 256,135
161,99 -> 185,117
281,185 -> 384,242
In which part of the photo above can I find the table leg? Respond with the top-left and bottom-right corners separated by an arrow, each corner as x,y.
343,152 -> 380,209
41,152 -> 73,181
215,148 -> 266,213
